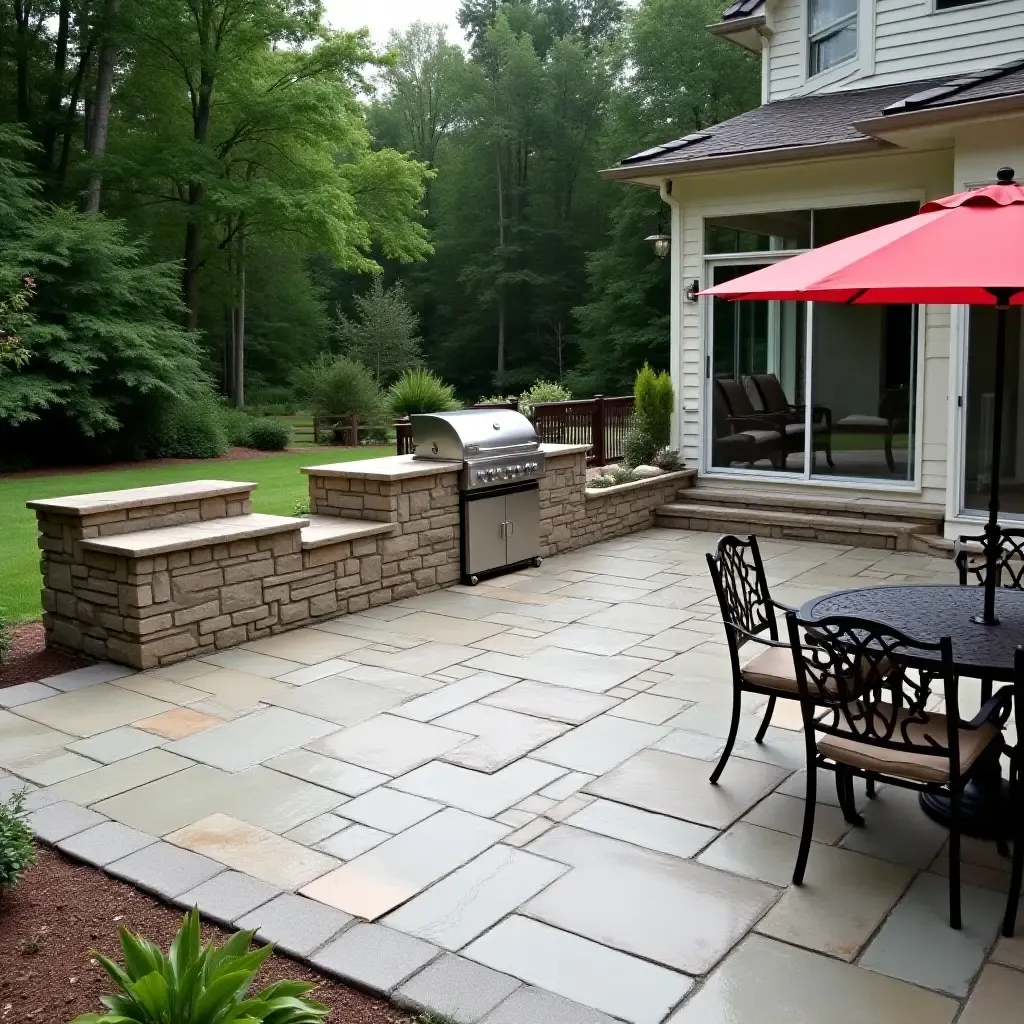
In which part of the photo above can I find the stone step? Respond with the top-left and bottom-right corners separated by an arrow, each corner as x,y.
911,533 -> 956,555
81,513 -> 306,558
654,502 -> 934,551
29,479 -> 257,538
682,485 -> 943,527
300,515 -> 396,550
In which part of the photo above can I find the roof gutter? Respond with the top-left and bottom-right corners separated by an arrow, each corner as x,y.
601,137 -> 886,182
855,91 -> 1024,135
707,14 -> 768,37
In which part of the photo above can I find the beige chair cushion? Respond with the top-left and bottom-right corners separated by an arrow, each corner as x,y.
741,646 -> 799,693
818,703 -> 999,784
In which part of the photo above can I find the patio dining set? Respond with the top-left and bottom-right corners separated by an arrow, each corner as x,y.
704,528 -> 1024,936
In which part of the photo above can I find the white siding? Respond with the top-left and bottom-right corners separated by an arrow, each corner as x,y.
871,0 -> 1024,87
670,146 -> 955,505
767,0 -> 805,100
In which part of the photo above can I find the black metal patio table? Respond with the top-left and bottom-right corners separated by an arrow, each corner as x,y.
800,583 -> 1023,839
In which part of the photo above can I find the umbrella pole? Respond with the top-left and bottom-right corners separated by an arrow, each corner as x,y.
977,300 -> 1011,626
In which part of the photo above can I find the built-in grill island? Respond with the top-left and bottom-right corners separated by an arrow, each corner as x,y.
410,409 -> 546,584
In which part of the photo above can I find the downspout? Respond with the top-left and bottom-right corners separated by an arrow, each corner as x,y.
660,178 -> 684,455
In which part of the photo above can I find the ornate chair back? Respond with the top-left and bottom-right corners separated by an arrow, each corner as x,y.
954,529 -> 1024,590
706,535 -> 779,664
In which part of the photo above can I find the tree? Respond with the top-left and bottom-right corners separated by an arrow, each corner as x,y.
337,279 -> 423,386
573,0 -> 760,391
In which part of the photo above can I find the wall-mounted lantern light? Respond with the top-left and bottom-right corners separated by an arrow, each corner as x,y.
645,217 -> 671,259
685,279 -> 700,303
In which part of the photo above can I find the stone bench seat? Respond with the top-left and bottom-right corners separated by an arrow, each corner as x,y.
80,513 -> 306,557
28,479 -> 256,516
300,515 -> 396,550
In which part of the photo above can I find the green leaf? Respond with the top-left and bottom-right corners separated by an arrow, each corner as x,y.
119,928 -> 164,982
128,971 -> 170,1019
193,970 -> 257,1023
91,950 -> 136,993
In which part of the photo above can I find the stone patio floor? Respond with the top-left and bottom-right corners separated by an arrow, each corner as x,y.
2,528 -> 1023,1023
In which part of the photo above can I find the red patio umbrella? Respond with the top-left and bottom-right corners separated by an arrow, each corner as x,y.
702,167 -> 1024,625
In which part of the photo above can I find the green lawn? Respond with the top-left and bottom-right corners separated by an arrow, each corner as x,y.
0,447 -> 388,623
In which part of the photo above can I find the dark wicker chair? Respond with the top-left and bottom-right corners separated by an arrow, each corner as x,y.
785,611 -> 1016,930
711,379 -> 785,469
706,535 -> 807,783
747,372 -> 834,468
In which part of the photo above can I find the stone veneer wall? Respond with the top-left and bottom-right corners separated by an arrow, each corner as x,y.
32,451 -> 691,669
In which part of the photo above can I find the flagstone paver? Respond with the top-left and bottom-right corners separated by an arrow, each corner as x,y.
15,529 -> 1016,1024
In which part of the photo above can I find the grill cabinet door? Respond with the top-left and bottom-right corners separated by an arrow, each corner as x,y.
465,493 -> 508,575
504,487 -> 540,566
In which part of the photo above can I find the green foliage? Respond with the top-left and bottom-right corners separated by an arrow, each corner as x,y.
0,608 -> 11,663
246,419 -> 290,451
652,447 -> 683,471
389,368 -> 461,417
70,907 -> 329,1024
218,407 -> 256,448
247,386 -> 300,412
337,279 -> 424,386
293,498 -> 311,516
518,380 -> 571,418
157,396 -> 229,460
623,422 -> 659,468
477,394 -> 517,406
292,354 -> 384,420
634,362 -> 674,448
0,789 -> 36,893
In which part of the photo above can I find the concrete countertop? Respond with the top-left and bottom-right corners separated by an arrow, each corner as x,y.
27,480 -> 256,515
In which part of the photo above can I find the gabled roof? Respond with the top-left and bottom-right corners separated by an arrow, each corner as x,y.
607,59 -> 1024,179
718,0 -> 766,22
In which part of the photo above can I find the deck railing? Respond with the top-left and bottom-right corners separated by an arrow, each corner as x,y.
395,395 -> 634,466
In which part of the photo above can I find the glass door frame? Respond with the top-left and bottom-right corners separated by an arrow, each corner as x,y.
700,254 -> 925,491
701,252 -> 812,480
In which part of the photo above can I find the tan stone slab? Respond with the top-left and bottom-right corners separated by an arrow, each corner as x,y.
756,841 -> 915,961
743,792 -> 853,846
959,964 -> 1024,1024
51,748 -> 193,805
80,512 -> 304,556
300,515 -> 396,549
181,669 -> 295,706
666,935 -> 957,1024
136,708 -> 224,740
112,675 -> 211,705
384,612 -> 507,647
26,479 -> 255,515
242,629 -> 370,665
7,749 -> 100,786
302,455 -> 462,481
0,712 -> 75,770
168,813 -> 339,889
13,684 -> 176,738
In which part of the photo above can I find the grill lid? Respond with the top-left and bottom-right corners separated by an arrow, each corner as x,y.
411,409 -> 540,462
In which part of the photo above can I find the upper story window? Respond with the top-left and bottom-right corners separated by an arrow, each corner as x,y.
808,0 -> 858,76
935,0 -> 988,7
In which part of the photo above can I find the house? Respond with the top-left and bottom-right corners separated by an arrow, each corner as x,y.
604,0 -> 1024,544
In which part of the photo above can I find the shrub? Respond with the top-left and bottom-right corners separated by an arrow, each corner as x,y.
293,497 -> 311,516
653,447 -> 684,472
218,405 -> 254,447
156,395 -> 228,459
0,608 -> 12,663
247,385 -> 298,410
0,789 -> 36,894
292,353 -> 383,421
70,907 -> 328,1024
623,422 -> 659,468
633,363 -> 674,448
246,418 -> 290,451
389,368 -> 460,417
477,394 -> 516,406
517,380 -> 570,419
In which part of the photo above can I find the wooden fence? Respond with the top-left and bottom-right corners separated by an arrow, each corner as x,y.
394,395 -> 634,467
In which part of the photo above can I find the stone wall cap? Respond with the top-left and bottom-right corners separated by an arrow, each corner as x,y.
301,515 -> 397,549
541,443 -> 591,457
80,513 -> 305,557
27,479 -> 257,515
302,455 -> 462,481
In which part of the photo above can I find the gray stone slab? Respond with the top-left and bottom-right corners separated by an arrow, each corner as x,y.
311,923 -> 439,995
106,840 -> 224,898
481,987 -> 618,1024
57,821 -> 157,867
0,771 -> 34,801
235,892 -> 352,957
44,663 -> 136,692
0,682 -> 59,707
395,953 -> 522,1023
177,870 -> 282,927
859,872 -> 1007,997
28,800 -> 107,843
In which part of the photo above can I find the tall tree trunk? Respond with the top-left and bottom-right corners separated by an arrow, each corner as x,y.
14,1 -> 32,125
181,67 -> 214,328
496,152 -> 505,377
41,0 -> 70,180
57,40 -> 94,189
83,0 -> 119,214
233,222 -> 245,408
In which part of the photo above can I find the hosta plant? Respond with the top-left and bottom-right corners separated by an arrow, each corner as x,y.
71,908 -> 328,1024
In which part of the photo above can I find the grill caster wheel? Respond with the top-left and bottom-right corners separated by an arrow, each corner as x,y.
532,557 -> 543,568
469,575 -> 480,586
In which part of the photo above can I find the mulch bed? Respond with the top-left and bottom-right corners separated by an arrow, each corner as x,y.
0,847 -> 412,1024
0,622 -> 90,690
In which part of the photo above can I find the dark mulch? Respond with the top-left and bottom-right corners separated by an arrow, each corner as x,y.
0,622 -> 90,690
0,847 -> 412,1024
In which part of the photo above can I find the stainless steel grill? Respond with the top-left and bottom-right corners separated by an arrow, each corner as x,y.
410,409 -> 545,584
